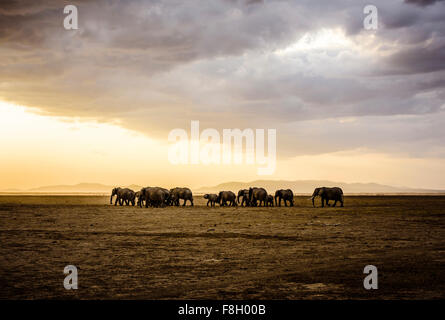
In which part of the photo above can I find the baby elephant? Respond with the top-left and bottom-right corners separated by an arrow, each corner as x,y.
204,194 -> 218,207
266,194 -> 274,207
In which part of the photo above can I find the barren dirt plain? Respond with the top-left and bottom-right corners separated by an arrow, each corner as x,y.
0,195 -> 444,299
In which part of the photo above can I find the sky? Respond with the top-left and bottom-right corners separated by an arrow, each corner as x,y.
1,0 -> 445,190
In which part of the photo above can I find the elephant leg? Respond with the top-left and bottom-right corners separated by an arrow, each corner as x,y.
207,200 -> 210,206
183,199 -> 186,206
191,198 -> 194,206
284,199 -> 288,207
321,198 -> 324,208
333,200 -> 337,207
114,197 -> 118,206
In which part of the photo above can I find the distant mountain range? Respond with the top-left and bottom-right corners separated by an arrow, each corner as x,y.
1,183 -> 143,193
1,180 -> 444,194
196,180 -> 445,194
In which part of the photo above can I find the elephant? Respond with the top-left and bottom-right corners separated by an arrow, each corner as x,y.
237,189 -> 250,207
141,187 -> 166,208
311,187 -> 344,208
138,187 -> 149,207
248,187 -> 268,207
274,189 -> 294,207
204,194 -> 218,207
159,188 -> 171,206
135,191 -> 144,207
266,194 -> 274,207
169,187 -> 194,206
216,191 -> 237,207
110,187 -> 135,206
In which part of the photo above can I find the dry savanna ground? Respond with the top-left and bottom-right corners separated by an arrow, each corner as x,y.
0,195 -> 444,299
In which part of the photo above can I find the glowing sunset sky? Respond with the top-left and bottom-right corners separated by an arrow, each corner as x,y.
0,0 -> 444,190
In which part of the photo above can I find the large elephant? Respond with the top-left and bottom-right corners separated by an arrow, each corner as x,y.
266,195 -> 274,207
204,194 -> 218,207
274,189 -> 294,207
169,187 -> 194,206
237,189 -> 250,207
217,191 -> 237,207
110,187 -> 135,206
248,187 -> 268,207
141,187 -> 166,208
311,187 -> 344,208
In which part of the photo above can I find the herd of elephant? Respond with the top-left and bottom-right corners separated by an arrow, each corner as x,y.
110,186 -> 344,208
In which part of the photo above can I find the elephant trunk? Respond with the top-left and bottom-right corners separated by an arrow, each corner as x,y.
311,196 -> 315,207
110,194 -> 113,204
237,194 -> 240,204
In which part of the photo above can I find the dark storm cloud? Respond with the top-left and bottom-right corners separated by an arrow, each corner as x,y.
0,0 -> 445,158
405,0 -> 445,7
386,43 -> 445,74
